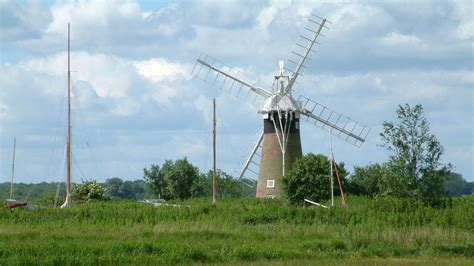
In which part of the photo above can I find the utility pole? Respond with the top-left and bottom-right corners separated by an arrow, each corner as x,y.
9,137 -> 16,200
212,99 -> 217,204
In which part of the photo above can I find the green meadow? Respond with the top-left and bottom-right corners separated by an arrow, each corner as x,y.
1,196 -> 473,265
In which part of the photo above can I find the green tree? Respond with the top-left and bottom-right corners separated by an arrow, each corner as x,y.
349,163 -> 386,196
282,153 -> 348,205
380,104 -> 451,205
190,169 -> 242,198
125,180 -> 147,199
190,173 -> 211,198
162,158 -> 200,200
215,170 -> 242,197
105,177 -> 124,199
73,180 -> 107,202
144,158 -> 200,200
443,172 -> 472,197
203,170 -> 241,198
143,164 -> 168,199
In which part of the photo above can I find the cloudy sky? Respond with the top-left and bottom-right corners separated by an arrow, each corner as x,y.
0,0 -> 472,184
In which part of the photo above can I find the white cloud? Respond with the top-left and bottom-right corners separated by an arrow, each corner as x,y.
134,58 -> 191,83
46,0 -> 141,37
379,32 -> 422,46
19,52 -> 138,100
0,0 -> 51,42
0,103 -> 8,120
193,95 -> 213,123
0,1 -> 472,182
12,52 -> 196,115
451,0 -> 474,40
256,0 -> 291,30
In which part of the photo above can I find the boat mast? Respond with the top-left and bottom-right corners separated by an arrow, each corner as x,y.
9,137 -> 16,200
329,131 -> 334,207
63,23 -> 72,208
212,99 -> 217,204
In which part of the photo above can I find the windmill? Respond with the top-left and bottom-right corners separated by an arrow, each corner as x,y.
192,14 -> 370,198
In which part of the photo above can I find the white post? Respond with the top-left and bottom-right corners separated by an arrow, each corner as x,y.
9,137 -> 16,200
212,99 -> 217,205
329,131 -> 334,207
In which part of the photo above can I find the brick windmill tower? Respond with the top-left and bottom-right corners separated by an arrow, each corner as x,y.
192,14 -> 370,198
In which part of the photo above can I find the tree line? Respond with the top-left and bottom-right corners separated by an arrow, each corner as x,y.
142,158 -> 256,200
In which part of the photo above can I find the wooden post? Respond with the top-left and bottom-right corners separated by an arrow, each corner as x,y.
64,23 -> 72,208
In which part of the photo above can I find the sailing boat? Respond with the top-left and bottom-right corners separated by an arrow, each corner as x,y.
6,137 -> 28,208
60,23 -> 73,209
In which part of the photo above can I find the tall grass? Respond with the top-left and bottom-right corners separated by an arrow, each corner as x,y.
0,196 -> 472,264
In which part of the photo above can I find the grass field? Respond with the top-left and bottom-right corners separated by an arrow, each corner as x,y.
1,196 -> 473,265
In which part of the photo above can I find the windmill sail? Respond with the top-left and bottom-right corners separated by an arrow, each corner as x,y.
284,14 -> 330,92
238,132 -> 263,183
192,53 -> 271,107
298,95 -> 370,147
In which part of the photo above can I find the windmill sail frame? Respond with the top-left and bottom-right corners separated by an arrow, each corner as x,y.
192,53 -> 271,107
298,95 -> 370,147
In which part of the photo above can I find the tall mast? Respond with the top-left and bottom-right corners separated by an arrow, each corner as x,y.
212,99 -> 217,204
329,131 -> 334,207
62,23 -> 72,208
9,137 -> 16,200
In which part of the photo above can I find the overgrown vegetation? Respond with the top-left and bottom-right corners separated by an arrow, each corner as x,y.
0,196 -> 472,264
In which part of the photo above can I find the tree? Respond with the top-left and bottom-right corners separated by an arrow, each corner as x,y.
144,158 -> 200,200
105,178 -> 148,200
143,164 -> 168,199
190,173 -> 211,198
105,177 -> 124,199
73,180 -> 107,202
162,158 -> 200,200
282,153 -> 348,205
443,172 -> 473,197
380,104 -> 451,205
191,169 -> 242,198
211,169 -> 242,198
349,163 -> 386,196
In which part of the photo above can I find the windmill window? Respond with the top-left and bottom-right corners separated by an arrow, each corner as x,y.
267,180 -> 275,188
295,121 -> 299,129
266,194 -> 275,199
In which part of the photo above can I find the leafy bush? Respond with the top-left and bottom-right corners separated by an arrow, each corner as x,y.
282,153 -> 347,205
348,163 -> 386,196
73,180 -> 107,202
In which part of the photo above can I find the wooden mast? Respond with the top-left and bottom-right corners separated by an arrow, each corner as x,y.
212,99 -> 217,204
63,23 -> 72,208
9,137 -> 16,200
